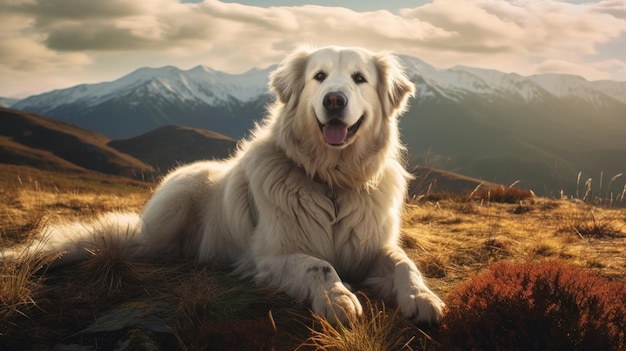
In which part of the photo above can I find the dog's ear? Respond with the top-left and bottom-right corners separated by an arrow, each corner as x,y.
269,46 -> 312,104
374,53 -> 416,117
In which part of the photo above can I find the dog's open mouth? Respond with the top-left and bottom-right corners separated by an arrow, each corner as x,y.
318,116 -> 364,146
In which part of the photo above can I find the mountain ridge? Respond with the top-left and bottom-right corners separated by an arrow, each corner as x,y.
10,56 -> 626,196
0,107 -> 156,178
14,56 -> 626,131
108,125 -> 237,173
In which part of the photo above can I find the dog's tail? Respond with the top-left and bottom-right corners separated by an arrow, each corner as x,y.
2,212 -> 144,267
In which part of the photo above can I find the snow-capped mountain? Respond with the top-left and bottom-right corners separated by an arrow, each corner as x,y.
14,65 -> 275,138
17,65 -> 272,114
400,56 -> 626,107
0,97 -> 19,108
14,57 -> 626,134
397,57 -> 626,197
11,57 -> 626,197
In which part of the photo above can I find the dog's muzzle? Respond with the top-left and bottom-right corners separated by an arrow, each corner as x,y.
318,91 -> 363,146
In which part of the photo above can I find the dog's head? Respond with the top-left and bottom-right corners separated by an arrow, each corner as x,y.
269,46 -> 415,149
267,46 -> 415,188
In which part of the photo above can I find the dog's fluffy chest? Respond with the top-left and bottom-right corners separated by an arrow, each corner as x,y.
304,186 -> 387,280
243,143 -> 399,281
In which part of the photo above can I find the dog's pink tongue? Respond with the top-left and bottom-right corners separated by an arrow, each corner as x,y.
323,124 -> 348,145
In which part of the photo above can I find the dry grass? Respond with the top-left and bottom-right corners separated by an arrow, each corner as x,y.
1,165 -> 625,349
297,296 -> 435,351
0,246 -> 60,338
0,164 -> 150,245
469,184 -> 535,203
404,197 -> 625,293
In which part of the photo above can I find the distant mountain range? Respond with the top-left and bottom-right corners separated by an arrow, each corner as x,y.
12,65 -> 273,139
398,57 -> 626,198
8,56 -> 626,197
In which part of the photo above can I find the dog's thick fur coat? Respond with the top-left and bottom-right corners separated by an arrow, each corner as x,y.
13,46 -> 444,324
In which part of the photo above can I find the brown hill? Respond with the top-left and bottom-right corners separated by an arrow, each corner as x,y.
107,125 -> 505,196
1,107 -> 508,198
108,125 -> 237,172
0,107 -> 154,179
409,166 -> 509,199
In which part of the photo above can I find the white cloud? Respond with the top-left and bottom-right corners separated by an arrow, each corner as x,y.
590,58 -> 626,80
401,0 -> 626,55
531,59 -> 613,80
591,0 -> 626,19
0,9 -> 92,71
1,0 -> 625,97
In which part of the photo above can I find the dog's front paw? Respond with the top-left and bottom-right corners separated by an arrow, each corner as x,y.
398,291 -> 445,325
312,282 -> 363,325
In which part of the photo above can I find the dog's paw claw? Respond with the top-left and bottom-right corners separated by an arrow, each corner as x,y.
398,291 -> 445,325
312,283 -> 363,325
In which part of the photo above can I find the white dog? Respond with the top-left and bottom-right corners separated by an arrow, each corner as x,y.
13,46 -> 444,324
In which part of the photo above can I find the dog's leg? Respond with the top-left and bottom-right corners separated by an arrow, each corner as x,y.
365,246 -> 445,325
254,253 -> 363,324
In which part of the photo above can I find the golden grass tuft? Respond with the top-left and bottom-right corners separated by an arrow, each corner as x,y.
69,255 -> 153,298
0,245 -> 60,337
171,266 -> 268,326
558,204 -> 625,240
297,296 -> 434,351
470,185 -> 535,204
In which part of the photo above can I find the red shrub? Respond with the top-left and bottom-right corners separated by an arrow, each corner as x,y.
440,261 -> 626,351
471,186 -> 534,203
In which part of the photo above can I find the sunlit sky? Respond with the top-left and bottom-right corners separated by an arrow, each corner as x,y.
1,0 -> 625,98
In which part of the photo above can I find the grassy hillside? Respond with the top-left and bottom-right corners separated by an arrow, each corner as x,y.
0,108 -> 155,179
0,166 -> 624,350
409,166 -> 507,199
0,137 -> 88,174
402,92 -> 626,198
0,164 -> 153,245
108,125 -> 237,173
0,108 -> 243,181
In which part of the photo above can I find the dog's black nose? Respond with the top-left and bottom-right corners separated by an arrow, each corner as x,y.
323,91 -> 347,112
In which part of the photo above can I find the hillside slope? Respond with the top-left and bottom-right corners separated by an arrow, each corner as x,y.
108,125 -> 237,172
401,74 -> 626,196
0,108 -> 154,179
0,107 -> 526,197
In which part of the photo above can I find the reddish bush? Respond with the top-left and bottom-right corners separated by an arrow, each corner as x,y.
471,186 -> 534,203
440,261 -> 626,351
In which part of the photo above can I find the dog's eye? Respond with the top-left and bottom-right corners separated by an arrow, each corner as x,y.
314,71 -> 327,82
352,73 -> 367,84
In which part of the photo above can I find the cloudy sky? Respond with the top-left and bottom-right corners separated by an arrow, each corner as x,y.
1,0 -> 625,98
